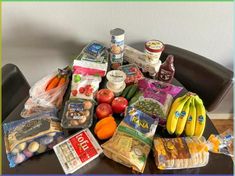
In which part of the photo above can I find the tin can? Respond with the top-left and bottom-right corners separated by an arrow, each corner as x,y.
110,28 -> 125,54
145,40 -> 165,64
110,52 -> 124,70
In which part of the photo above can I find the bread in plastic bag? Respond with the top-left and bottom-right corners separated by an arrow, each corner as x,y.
21,67 -> 71,118
207,129 -> 234,157
3,114 -> 65,167
102,107 -> 159,173
153,136 -> 209,170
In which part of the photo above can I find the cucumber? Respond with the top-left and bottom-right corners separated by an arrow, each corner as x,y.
126,85 -> 138,100
129,91 -> 142,105
121,85 -> 133,97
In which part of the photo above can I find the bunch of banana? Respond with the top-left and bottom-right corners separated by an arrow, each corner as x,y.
166,93 -> 206,137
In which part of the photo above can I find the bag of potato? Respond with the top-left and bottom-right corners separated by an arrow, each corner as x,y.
101,107 -> 159,173
153,136 -> 209,170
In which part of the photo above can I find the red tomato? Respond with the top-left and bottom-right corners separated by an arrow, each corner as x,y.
79,87 -> 85,93
96,103 -> 113,120
111,97 -> 128,114
71,89 -> 78,96
96,89 -> 115,104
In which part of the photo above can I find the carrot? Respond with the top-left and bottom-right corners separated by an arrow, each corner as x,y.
45,75 -> 60,91
57,75 -> 67,87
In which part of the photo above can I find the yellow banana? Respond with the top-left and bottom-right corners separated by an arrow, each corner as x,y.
194,96 -> 206,137
185,97 -> 197,136
175,97 -> 192,136
166,94 -> 191,135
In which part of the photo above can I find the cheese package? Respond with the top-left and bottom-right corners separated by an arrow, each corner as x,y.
53,128 -> 103,174
153,136 -> 209,170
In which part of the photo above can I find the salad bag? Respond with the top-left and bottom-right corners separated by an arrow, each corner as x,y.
102,107 -> 159,173
3,114 -> 65,167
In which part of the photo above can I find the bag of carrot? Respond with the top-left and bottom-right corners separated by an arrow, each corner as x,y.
21,66 -> 71,118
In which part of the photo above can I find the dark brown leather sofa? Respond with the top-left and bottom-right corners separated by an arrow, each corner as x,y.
160,44 -> 233,112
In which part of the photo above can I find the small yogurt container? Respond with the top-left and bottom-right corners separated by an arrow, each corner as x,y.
145,40 -> 165,64
106,70 -> 126,96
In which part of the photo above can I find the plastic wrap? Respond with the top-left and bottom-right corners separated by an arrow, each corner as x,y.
53,128 -> 103,174
207,129 -> 234,157
3,114 -> 65,167
153,136 -> 209,170
61,99 -> 95,129
21,69 -> 70,118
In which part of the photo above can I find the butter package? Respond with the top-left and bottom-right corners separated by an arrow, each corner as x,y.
153,136 -> 209,170
102,107 -> 158,173
3,114 -> 64,167
53,128 -> 103,174
124,45 -> 162,77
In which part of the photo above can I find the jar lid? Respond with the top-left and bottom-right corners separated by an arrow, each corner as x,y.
110,28 -> 125,36
106,70 -> 126,83
145,40 -> 165,52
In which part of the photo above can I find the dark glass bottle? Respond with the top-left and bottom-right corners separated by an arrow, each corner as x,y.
157,55 -> 175,83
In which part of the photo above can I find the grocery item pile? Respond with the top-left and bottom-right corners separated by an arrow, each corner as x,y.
3,28 -> 233,174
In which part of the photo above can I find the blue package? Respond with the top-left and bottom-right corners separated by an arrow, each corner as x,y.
3,114 -> 65,168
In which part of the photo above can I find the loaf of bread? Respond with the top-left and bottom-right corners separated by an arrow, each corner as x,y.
153,136 -> 209,170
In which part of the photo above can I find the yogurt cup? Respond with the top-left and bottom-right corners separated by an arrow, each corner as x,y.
106,81 -> 126,97
145,40 -> 165,64
106,70 -> 126,90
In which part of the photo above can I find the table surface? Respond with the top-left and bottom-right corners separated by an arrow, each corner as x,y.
2,77 -> 234,175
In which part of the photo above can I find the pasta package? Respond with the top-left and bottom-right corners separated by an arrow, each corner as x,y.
153,136 -> 209,170
3,114 -> 65,167
102,107 -> 159,173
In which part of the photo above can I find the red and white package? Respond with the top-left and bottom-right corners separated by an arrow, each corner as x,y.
53,129 -> 103,174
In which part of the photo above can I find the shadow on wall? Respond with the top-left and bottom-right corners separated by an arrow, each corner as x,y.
3,20 -> 86,59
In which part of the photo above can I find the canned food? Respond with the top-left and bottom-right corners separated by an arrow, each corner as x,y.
110,52 -> 124,70
145,40 -> 165,64
110,28 -> 125,54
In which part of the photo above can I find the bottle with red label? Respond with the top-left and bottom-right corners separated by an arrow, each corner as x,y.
157,55 -> 175,83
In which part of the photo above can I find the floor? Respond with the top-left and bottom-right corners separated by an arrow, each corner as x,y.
211,119 -> 233,134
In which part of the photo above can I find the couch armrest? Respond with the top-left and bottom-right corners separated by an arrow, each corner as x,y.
2,63 -> 30,120
160,44 -> 233,112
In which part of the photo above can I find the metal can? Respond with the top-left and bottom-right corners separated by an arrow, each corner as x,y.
144,40 -> 165,64
110,52 -> 124,70
110,28 -> 125,54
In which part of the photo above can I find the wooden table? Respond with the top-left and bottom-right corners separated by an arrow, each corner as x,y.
2,78 -> 234,174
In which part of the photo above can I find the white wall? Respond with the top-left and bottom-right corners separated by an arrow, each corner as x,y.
2,2 -> 233,86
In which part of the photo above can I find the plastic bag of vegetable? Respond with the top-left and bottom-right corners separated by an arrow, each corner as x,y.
21,66 -> 71,118
3,114 -> 65,167
129,78 -> 183,126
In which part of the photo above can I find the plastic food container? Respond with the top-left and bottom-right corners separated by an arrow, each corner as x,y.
145,40 -> 165,64
83,41 -> 106,59
53,128 -> 103,174
106,70 -> 126,90
106,81 -> 126,97
118,64 -> 144,85
61,99 -> 95,129
153,136 -> 209,170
